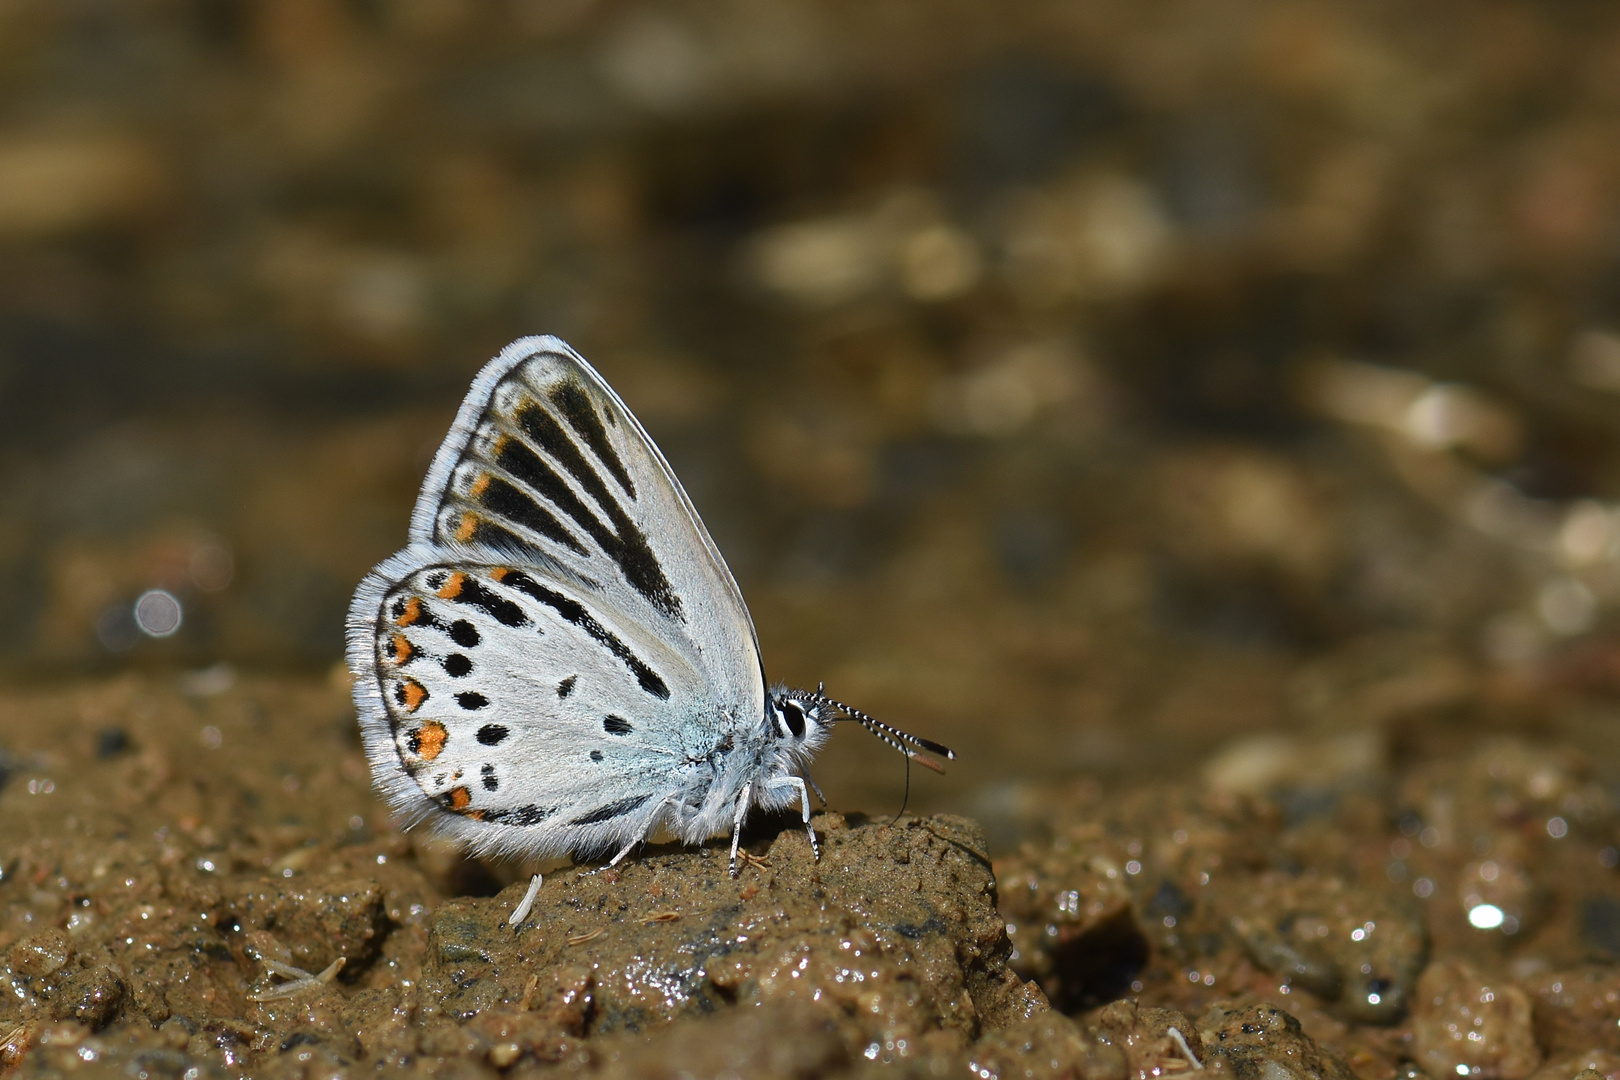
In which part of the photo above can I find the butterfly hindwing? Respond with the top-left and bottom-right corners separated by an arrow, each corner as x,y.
366,561 -> 715,858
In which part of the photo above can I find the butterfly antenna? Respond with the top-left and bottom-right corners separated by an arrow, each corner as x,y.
809,684 -> 954,774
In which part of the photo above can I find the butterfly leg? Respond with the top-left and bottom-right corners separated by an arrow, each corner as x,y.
728,782 -> 752,878
803,769 -> 829,808
768,774 -> 819,861
605,795 -> 674,870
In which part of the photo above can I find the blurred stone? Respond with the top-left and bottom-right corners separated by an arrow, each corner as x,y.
1202,729 -> 1383,797
1412,960 -> 1541,1080
1198,1001 -> 1359,1080
598,10 -> 717,113
999,171 -> 1173,304
930,339 -> 1089,437
1522,968 -> 1620,1057
1531,1059 -> 1620,1080
746,188 -> 967,308
0,133 -> 166,236
1155,447 -> 1336,585
1539,577 -> 1598,636
1226,872 -> 1426,1023
969,1009 -> 1127,1080
899,223 -> 982,301
9,929 -> 74,977
1300,360 -> 1523,464
1402,384 -> 1523,464
1569,331 -> 1620,394
50,966 -> 125,1031
749,212 -> 883,306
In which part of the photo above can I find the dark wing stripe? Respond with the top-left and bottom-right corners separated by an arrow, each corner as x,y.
478,475 -> 588,554
499,570 -> 670,700
568,793 -> 650,826
486,804 -> 556,826
492,437 -> 606,542
493,434 -> 678,619
509,401 -> 682,620
550,377 -> 635,498
464,516 -> 548,560
452,577 -> 530,627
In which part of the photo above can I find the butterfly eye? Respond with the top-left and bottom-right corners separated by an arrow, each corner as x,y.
781,701 -> 806,739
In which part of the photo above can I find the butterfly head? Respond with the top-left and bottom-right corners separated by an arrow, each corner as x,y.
767,683 -> 954,774
766,686 -> 834,756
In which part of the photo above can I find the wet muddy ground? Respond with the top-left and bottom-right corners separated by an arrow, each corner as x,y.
4,665 -> 1620,1080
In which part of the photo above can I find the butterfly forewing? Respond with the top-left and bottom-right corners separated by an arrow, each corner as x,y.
411,340 -> 757,681
349,337 -> 766,855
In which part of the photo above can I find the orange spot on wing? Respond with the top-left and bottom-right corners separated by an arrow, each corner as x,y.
455,513 -> 479,542
394,597 -> 423,627
415,720 -> 447,761
470,472 -> 491,497
447,786 -> 471,811
390,634 -> 414,664
466,809 -> 486,821
437,572 -> 467,600
400,679 -> 428,712
490,567 -> 510,582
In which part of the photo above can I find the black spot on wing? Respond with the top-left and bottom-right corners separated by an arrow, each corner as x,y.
478,475 -> 588,554
508,402 -> 681,620
451,577 -> 529,628
550,378 -> 635,498
603,715 -> 632,735
456,692 -> 489,710
476,724 -> 508,745
500,570 -> 670,700
481,763 -> 498,791
449,620 -> 480,648
558,675 -> 577,698
589,750 -> 603,762
443,654 -> 472,677
486,804 -> 555,826
568,793 -> 650,826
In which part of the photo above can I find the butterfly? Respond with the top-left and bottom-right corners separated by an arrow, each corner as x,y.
345,336 -> 953,877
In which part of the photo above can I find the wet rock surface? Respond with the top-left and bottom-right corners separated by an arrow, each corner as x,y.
421,812 -> 1017,1042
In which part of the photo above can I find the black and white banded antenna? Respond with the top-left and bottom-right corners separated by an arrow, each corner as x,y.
808,682 -> 955,774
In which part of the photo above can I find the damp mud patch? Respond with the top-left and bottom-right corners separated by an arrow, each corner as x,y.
4,674 -> 1618,1080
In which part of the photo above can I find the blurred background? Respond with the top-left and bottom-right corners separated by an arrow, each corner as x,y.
4,0 -> 1620,832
